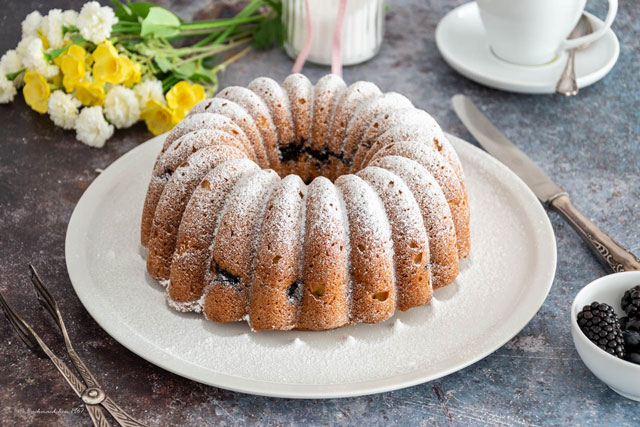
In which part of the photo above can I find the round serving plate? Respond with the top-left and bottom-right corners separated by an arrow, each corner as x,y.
65,133 -> 556,399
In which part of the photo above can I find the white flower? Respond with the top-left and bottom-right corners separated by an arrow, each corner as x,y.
20,37 -> 59,78
0,50 -> 24,88
75,106 -> 114,148
48,90 -> 81,129
1,50 -> 23,75
104,85 -> 140,129
41,9 -> 65,49
0,74 -> 17,103
133,80 -> 165,108
77,2 -> 118,44
22,11 -> 43,39
62,10 -> 78,28
16,37 -> 37,86
16,36 -> 35,59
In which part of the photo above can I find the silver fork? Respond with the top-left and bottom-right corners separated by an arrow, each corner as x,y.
0,265 -> 147,427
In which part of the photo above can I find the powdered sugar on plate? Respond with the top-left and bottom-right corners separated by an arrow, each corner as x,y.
66,133 -> 556,397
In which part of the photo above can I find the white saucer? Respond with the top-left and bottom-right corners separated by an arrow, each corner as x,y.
435,2 -> 620,94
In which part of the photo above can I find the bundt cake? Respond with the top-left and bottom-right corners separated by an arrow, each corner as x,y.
141,73 -> 470,331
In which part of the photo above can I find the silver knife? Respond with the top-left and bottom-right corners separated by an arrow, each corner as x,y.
452,94 -> 640,273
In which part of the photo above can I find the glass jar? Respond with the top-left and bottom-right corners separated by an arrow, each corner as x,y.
283,0 -> 386,66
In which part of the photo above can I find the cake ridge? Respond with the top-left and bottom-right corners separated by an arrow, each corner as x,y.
335,174 -> 395,323
215,86 -> 280,169
357,166 -> 432,311
203,167 -> 281,323
187,98 -> 269,168
166,158 -> 258,310
370,155 -> 459,289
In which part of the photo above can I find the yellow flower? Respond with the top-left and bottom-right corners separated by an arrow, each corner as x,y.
75,81 -> 105,106
92,41 -> 130,85
51,72 -> 63,89
53,41 -> 75,67
121,57 -> 141,88
166,81 -> 206,122
60,45 -> 87,92
170,108 -> 186,124
38,30 -> 50,50
23,70 -> 50,114
141,99 -> 175,136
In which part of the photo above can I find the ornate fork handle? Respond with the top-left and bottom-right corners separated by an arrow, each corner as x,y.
28,265 -> 147,427
550,194 -> 640,272
0,294 -> 111,427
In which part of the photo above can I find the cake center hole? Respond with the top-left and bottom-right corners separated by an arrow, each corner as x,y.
276,137 -> 351,184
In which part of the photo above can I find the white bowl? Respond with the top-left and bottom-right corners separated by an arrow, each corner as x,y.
571,271 -> 640,401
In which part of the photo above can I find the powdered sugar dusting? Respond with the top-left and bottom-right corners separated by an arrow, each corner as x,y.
162,113 -> 240,152
328,81 -> 382,155
372,155 -> 458,287
248,77 -> 294,145
187,98 -> 269,168
310,74 -> 346,151
342,92 -> 413,165
215,86 -> 280,168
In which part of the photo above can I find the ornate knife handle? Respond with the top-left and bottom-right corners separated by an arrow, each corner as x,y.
550,194 -> 640,272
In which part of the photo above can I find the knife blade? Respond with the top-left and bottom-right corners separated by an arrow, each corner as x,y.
451,94 -> 565,204
451,94 -> 640,273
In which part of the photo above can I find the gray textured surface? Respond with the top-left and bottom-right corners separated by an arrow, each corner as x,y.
1,0 -> 639,425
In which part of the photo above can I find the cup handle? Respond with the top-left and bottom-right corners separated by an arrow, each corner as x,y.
561,0 -> 617,50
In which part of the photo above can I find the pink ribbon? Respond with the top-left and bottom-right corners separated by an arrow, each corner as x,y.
291,0 -> 347,77
332,0 -> 347,76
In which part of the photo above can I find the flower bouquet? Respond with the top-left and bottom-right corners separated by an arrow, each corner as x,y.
0,0 -> 282,147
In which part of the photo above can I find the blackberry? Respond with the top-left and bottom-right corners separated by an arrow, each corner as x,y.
627,318 -> 640,332
621,285 -> 640,319
620,316 -> 629,331
626,353 -> 640,365
623,330 -> 640,352
577,302 -> 626,358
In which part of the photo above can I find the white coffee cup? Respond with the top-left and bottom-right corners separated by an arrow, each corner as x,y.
476,0 -> 618,66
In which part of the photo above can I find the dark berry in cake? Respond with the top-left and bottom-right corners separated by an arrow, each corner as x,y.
621,285 -> 640,319
577,302 -> 626,358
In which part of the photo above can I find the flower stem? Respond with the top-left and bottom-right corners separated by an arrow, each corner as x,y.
179,14 -> 265,32
211,45 -> 253,73
208,0 -> 265,47
175,37 -> 252,66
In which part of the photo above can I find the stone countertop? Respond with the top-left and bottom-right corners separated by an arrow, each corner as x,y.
1,0 -> 639,425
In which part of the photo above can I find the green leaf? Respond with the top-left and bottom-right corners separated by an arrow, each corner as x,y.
49,46 -> 71,60
141,7 -> 181,38
252,15 -> 284,49
112,1 -> 155,22
155,56 -> 173,73
112,0 -> 135,22
264,0 -> 283,15
69,34 -> 93,50
129,2 -> 156,20
190,72 -> 215,82
6,68 -> 25,81
174,62 -> 196,79
62,25 -> 79,35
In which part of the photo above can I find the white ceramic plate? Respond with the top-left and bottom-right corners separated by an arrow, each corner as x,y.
65,133 -> 556,399
435,2 -> 620,94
